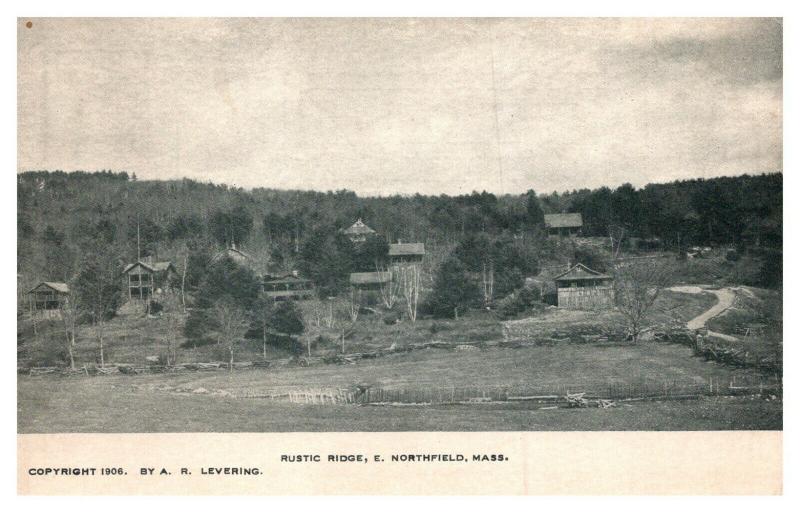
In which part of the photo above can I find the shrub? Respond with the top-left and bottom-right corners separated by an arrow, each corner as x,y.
272,334 -> 305,355
182,309 -> 213,347
429,322 -> 453,334
383,311 -> 400,325
496,287 -> 545,319
756,250 -> 782,289
270,301 -> 305,336
148,300 -> 164,315
27,335 -> 68,367
725,249 -> 741,262
209,344 -> 230,362
423,257 -> 481,318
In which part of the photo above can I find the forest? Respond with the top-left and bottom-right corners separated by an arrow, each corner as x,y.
17,170 -> 782,288
16,169 -> 783,358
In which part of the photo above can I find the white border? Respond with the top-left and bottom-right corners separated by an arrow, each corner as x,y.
3,1 -> 796,509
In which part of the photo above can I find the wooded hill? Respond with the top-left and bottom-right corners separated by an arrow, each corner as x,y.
17,170 -> 782,294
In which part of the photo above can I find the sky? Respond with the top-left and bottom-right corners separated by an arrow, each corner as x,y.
17,18 -> 782,196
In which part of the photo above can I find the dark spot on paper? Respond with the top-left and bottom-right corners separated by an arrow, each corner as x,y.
26,21 -> 32,29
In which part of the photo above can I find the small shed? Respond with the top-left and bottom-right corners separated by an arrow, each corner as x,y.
122,261 -> 177,300
544,213 -> 583,236
342,218 -> 376,243
389,242 -> 425,264
263,273 -> 315,301
554,263 -> 613,309
28,282 -> 69,313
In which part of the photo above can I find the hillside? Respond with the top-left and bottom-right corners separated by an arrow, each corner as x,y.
17,170 -> 782,289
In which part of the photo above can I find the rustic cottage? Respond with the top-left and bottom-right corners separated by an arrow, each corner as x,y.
342,218 -> 376,243
544,213 -> 583,236
389,242 -> 425,265
122,261 -> 177,300
27,282 -> 69,314
554,263 -> 613,309
263,273 -> 315,301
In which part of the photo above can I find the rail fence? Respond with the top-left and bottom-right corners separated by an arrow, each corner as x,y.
242,374 -> 781,406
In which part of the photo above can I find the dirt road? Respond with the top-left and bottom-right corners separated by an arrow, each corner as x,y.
669,286 -> 738,339
686,288 -> 736,330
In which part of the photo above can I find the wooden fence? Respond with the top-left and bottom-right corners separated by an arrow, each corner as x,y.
243,374 -> 781,406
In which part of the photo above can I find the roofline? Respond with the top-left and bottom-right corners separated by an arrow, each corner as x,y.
123,261 -> 176,274
553,263 -> 612,281
27,282 -> 69,294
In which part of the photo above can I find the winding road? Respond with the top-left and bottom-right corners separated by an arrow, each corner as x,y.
669,286 -> 738,339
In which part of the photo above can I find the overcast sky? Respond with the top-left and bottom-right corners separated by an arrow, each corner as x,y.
18,18 -> 782,196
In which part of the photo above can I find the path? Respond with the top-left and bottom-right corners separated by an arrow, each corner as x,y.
669,286 -> 738,340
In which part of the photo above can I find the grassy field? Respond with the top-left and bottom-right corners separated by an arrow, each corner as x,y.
18,338 -> 780,432
18,286 -> 717,369
706,287 -> 782,358
18,375 -> 781,432
17,284 -> 782,432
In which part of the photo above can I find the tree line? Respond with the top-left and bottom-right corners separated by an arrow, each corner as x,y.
17,169 -> 782,312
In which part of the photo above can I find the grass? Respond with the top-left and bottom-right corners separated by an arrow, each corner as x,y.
17,376 -> 781,432
17,280 -> 782,433
106,341 -> 767,395
19,275 -> 719,370
18,336 -> 779,433
705,287 -> 782,363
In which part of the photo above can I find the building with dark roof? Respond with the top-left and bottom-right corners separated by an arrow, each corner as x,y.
27,282 -> 70,313
342,218 -> 376,243
263,273 -> 315,301
544,213 -> 583,236
388,242 -> 425,264
122,260 -> 177,300
210,243 -> 253,268
554,263 -> 613,309
350,271 -> 392,289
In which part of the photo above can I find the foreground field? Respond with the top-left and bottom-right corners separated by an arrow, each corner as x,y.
18,339 -> 780,432
18,375 -> 781,432
18,285 -> 781,432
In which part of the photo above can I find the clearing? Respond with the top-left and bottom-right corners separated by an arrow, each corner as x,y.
17,284 -> 781,433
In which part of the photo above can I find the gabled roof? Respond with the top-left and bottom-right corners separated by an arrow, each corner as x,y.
544,213 -> 583,229
122,261 -> 175,274
389,242 -> 425,257
211,247 -> 252,264
554,263 -> 612,282
264,274 -> 313,285
342,218 -> 375,236
28,282 -> 70,294
350,271 -> 392,285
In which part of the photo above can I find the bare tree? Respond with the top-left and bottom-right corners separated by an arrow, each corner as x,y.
376,263 -> 400,308
58,297 -> 79,370
179,248 -> 189,313
609,225 -> 626,260
347,288 -> 361,325
163,314 -> 181,366
481,262 -> 494,305
398,264 -> 421,322
612,260 -> 675,342
210,300 -> 250,372
327,291 -> 361,354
